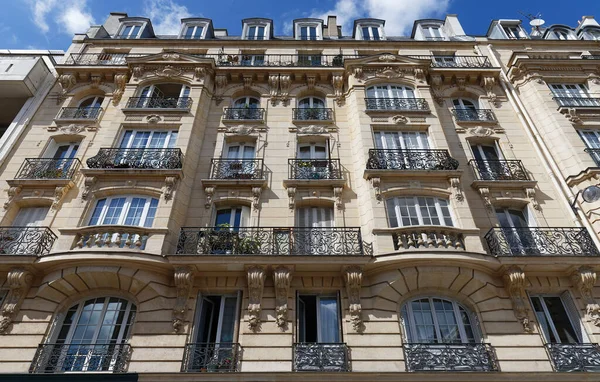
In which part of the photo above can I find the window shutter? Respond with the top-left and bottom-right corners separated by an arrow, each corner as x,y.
561,291 -> 588,343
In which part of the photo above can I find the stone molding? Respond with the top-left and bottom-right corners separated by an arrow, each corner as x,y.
172,266 -> 194,333
571,266 -> 600,327
0,268 -> 34,333
503,266 -> 532,332
273,266 -> 293,329
247,266 -> 266,331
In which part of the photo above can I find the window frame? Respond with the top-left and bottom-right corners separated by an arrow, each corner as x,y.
358,24 -> 384,41
420,24 -> 444,40
386,196 -> 454,228
213,206 -> 250,228
244,24 -> 268,40
366,84 -> 416,99
501,23 -> 527,39
373,131 -> 430,150
233,96 -> 260,108
180,23 -> 207,39
87,195 -> 159,228
296,206 -> 334,228
191,292 -> 242,344
529,293 -> 588,344
118,129 -> 178,150
12,206 -> 50,227
298,96 -> 326,109
549,83 -> 590,98
117,23 -> 144,39
296,23 -> 322,41
297,293 -> 342,343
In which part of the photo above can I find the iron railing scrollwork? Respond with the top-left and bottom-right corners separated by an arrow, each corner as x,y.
61,53 -> 145,65
484,227 -> 600,257
222,108 -> 265,120
452,108 -> 496,122
292,108 -> 334,121
429,55 -> 492,68
293,343 -> 349,372
0,227 -> 57,256
545,343 -> 600,372
86,148 -> 183,170
469,159 -> 530,181
125,97 -> 193,110
181,343 -> 240,372
404,343 -> 497,372
367,149 -> 459,171
56,107 -> 102,120
29,343 -> 131,373
288,159 -> 342,180
585,148 -> 600,167
16,158 -> 81,180
553,97 -> 600,108
176,227 -> 364,256
203,54 -> 349,67
365,98 -> 429,111
209,159 -> 264,180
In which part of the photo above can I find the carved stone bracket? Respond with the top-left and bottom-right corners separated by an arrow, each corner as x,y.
273,266 -> 292,329
52,185 -> 71,210
371,177 -> 381,201
333,187 -> 344,210
172,267 -> 194,333
164,177 -> 178,201
112,73 -> 129,106
4,186 -> 22,209
454,76 -> 467,91
306,75 -> 316,90
279,74 -> 291,106
481,76 -> 500,107
566,108 -> 583,125
429,74 -> 444,106
332,74 -> 345,106
479,187 -> 492,210
0,268 -> 34,333
449,177 -> 464,202
213,74 -> 228,105
204,186 -> 215,209
268,74 -> 279,105
344,266 -> 364,332
252,187 -> 262,210
525,187 -> 540,210
57,74 -> 76,103
247,266 -> 266,331
243,75 -> 253,89
81,176 -> 97,200
571,266 -> 600,327
287,187 -> 296,209
503,266 -> 532,332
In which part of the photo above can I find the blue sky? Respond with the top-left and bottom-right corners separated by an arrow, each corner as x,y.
1,0 -> 598,50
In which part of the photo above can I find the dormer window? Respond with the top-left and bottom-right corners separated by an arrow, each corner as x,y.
361,26 -> 381,41
182,24 -> 205,39
294,19 -> 323,40
300,26 -> 317,40
546,27 -> 576,40
502,24 -> 526,39
355,19 -> 385,41
247,25 -> 266,40
118,23 -> 143,39
422,25 -> 444,40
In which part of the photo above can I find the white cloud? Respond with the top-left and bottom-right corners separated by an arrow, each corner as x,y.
144,0 -> 193,35
311,0 -> 449,36
25,0 -> 95,35
58,6 -> 95,35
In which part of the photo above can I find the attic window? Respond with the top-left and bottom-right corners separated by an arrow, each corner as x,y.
181,23 -> 206,39
246,25 -> 266,40
552,28 -> 572,40
502,24 -> 525,39
357,24 -> 384,41
117,23 -> 143,39
422,25 -> 444,40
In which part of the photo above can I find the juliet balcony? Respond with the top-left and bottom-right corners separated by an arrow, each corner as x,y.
181,343 -> 240,372
176,227 -> 365,256
553,96 -> 600,108
0,226 -> 57,256
124,97 -> 193,111
452,108 -> 497,123
484,227 -> 600,257
86,148 -> 183,170
469,159 -> 531,182
545,343 -> 600,372
293,343 -> 349,372
55,106 -> 102,122
29,342 -> 131,373
292,108 -> 334,122
403,343 -> 497,372
367,149 -> 459,172
222,107 -> 265,122
13,158 -> 81,182
365,98 -> 429,112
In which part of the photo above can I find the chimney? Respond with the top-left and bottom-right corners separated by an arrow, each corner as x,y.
325,16 -> 341,39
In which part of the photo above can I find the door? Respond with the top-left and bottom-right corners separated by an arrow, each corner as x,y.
471,143 -> 506,180
366,85 -> 415,110
296,207 -> 333,255
223,144 -> 256,178
118,130 -> 178,168
374,131 -> 430,169
496,208 -> 536,255
452,98 -> 478,120
297,143 -> 329,179
209,207 -> 250,254
49,142 -> 79,178
137,85 -> 164,108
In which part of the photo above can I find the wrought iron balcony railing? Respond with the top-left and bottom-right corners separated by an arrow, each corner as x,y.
125,97 -> 193,110
292,108 -> 334,121
469,160 -> 530,181
208,159 -> 264,180
29,343 -> 131,373
545,343 -> 600,372
288,159 -> 342,180
182,343 -> 240,372
15,158 -> 81,180
293,343 -> 349,372
452,108 -> 496,122
56,107 -> 102,120
429,55 -> 492,68
553,97 -> 600,108
365,98 -> 429,111
203,54 -> 349,67
86,148 -> 183,170
0,227 -> 57,256
393,228 -> 465,250
222,108 -> 265,121
367,149 -> 459,171
582,55 -> 600,60
61,53 -> 144,65
484,227 -> 600,257
585,148 -> 600,167
176,227 -> 364,256
404,343 -> 497,372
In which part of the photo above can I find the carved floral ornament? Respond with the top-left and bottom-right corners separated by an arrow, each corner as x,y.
0,268 -> 34,333
247,266 -> 266,331
273,266 -> 293,328
172,267 -> 194,332
571,266 -> 600,327
503,265 -> 533,332
344,266 -> 364,332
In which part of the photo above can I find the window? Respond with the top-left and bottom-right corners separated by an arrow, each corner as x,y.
549,84 -> 599,107
495,207 -> 537,255
553,28 -> 572,40
402,297 -> 477,343
530,294 -> 586,344
300,26 -> 318,40
298,294 -> 341,343
502,25 -> 525,39
182,24 -> 205,39
471,143 -> 510,180
119,130 -> 178,149
240,54 -> 265,66
374,131 -> 430,150
214,207 -> 250,229
12,207 -> 49,227
76,96 -> 104,119
298,97 -> 325,109
361,26 -> 382,40
50,297 -> 136,372
297,206 -> 333,228
118,24 -> 142,39
422,25 -> 444,40
298,53 -> 322,67
433,54 -> 457,67
136,84 -> 191,108
453,98 -> 477,110
233,97 -> 260,108
585,29 -> 600,41
578,129 -> 600,165
246,25 -> 266,40
89,196 -> 158,228
386,197 -> 453,227
367,85 -> 415,99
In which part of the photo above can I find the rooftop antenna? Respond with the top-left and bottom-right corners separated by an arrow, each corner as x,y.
519,11 -> 545,36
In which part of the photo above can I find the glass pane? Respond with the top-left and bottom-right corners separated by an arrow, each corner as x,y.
215,209 -> 232,227
101,198 -> 126,225
143,199 -> 158,228
219,297 -> 237,342
532,297 -> 556,343
544,297 -> 579,343
410,299 -> 437,342
124,198 -> 146,226
89,199 -> 107,226
318,297 -> 339,343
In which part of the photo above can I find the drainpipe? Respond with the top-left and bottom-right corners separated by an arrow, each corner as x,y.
482,44 -> 600,249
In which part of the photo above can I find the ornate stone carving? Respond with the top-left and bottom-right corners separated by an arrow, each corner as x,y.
204,186 -> 215,208
59,124 -> 86,134
246,266 -> 266,330
243,75 -> 253,89
353,67 -> 364,82
375,66 -> 404,79
332,74 -> 345,106
172,267 -> 194,333
226,125 -> 256,136
455,76 -> 466,91
468,126 -> 494,137
481,76 -> 499,107
164,177 -> 178,201
52,186 -> 70,210
334,187 -> 343,210
112,73 -> 129,106
4,186 -> 22,209
273,266 -> 292,328
371,177 -> 381,201
162,53 -> 180,61
414,68 -> 426,83
392,115 -> 408,125
306,75 -> 316,90
90,74 -> 102,88
571,266 -> 600,327
252,187 -> 262,210
344,266 -> 364,332
287,187 -> 296,209
526,187 -> 540,210
378,54 -> 397,62
450,177 -> 464,202
194,66 -> 210,81
0,268 -> 33,333
429,74 -> 444,106
268,74 -> 279,105
279,74 -> 291,105
146,115 -> 162,124
155,65 -> 183,78
566,108 -> 582,125
132,66 -> 144,80
503,266 -> 532,332
297,125 -> 328,135
479,187 -> 492,210
213,74 -> 228,104
81,176 -> 96,200
58,73 -> 76,95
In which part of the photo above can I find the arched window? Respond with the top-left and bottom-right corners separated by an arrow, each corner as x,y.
233,96 -> 260,108
227,97 -> 262,120
45,297 -> 136,372
295,97 -> 329,120
452,98 -> 477,110
401,297 -> 476,343
76,96 -> 104,119
298,96 -> 325,108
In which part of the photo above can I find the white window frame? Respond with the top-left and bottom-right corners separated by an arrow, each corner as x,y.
386,196 -> 454,227
191,292 -> 241,344
551,28 -> 573,40
78,96 -> 104,108
374,131 -> 430,150
117,23 -> 143,39
501,24 -> 527,39
297,142 -> 329,159
296,23 -> 321,41
358,24 -> 384,41
225,142 -> 256,159
549,83 -> 590,98
12,206 -> 49,227
240,54 -> 265,66
529,293 -> 589,344
88,195 -> 159,228
213,206 -> 250,228
495,206 -> 536,228
366,84 -> 416,99
138,84 -> 190,100
579,129 -> 600,149
452,98 -> 478,110
298,97 -> 326,108
421,24 -> 444,40
296,206 -> 334,228
243,24 -> 269,40
297,294 -> 341,343
118,129 -> 178,149
180,23 -> 207,39
233,96 -> 260,108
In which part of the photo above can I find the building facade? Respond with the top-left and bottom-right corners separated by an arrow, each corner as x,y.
1,11 -> 600,381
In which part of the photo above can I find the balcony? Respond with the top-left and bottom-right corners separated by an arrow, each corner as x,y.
366,149 -> 459,172
205,54 -> 348,67
181,343 -> 240,372
293,343 -> 349,372
484,227 -> 600,257
86,148 -> 183,170
545,343 -> 600,372
208,159 -> 264,180
553,96 -> 600,108
14,158 -> 81,181
365,98 -> 429,112
392,227 -> 465,251
452,108 -> 496,123
29,343 -> 131,373
124,97 -> 192,110
470,160 -> 530,181
0,226 -> 57,256
292,108 -> 334,122
222,108 -> 265,122
429,55 -> 493,68
176,227 -> 364,256
404,343 -> 497,372
61,53 -> 140,65
288,159 -> 342,181
56,107 -> 102,121
72,226 -> 154,251
585,148 -> 600,166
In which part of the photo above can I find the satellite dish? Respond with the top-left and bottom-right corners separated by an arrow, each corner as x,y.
530,18 -> 545,27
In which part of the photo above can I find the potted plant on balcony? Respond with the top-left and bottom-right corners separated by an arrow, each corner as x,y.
217,357 -> 233,371
332,54 -> 343,67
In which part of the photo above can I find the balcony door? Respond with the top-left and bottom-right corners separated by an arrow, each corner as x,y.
12,207 -> 49,227
233,97 -> 260,109
78,96 -> 104,119
453,98 -> 477,112
298,97 -> 325,109
138,84 -> 190,108
209,207 -> 250,254
294,207 -> 333,255
222,143 -> 256,179
231,97 -> 260,120
374,131 -> 429,169
471,143 -> 507,180
297,142 -> 330,179
367,84 -> 415,99
118,130 -> 178,168
530,294 -> 586,345
495,207 -> 536,255
298,294 -> 341,343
